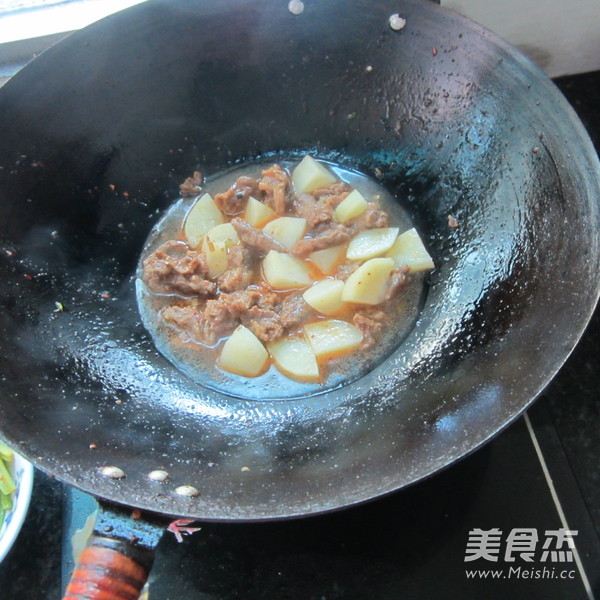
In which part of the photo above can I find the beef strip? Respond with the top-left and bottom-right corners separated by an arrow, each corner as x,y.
352,308 -> 386,350
216,244 -> 257,292
313,182 -> 350,210
214,176 -> 260,215
240,306 -> 284,343
349,202 -> 389,231
231,217 -> 288,253
335,262 -> 360,281
292,223 -> 354,257
143,240 -> 216,297
179,171 -> 203,197
162,300 -> 238,346
293,193 -> 334,228
385,265 -> 410,300
259,165 -> 290,215
279,294 -> 316,329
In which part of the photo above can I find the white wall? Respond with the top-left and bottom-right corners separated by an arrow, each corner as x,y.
442,0 -> 600,77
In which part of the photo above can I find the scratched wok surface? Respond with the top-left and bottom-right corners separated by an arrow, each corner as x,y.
0,0 -> 598,520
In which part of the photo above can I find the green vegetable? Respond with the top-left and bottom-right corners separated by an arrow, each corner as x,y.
0,441 -> 13,462
0,444 -> 16,502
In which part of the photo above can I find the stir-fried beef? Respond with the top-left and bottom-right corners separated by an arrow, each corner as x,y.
335,262 -> 360,281
292,223 -> 353,257
241,306 -> 285,343
349,202 -> 389,231
352,308 -> 386,350
259,165 -> 290,215
279,294 -> 315,329
179,171 -> 203,197
143,241 -> 216,297
231,217 -> 288,253
293,193 -> 334,228
214,176 -> 260,215
163,300 -> 237,346
385,265 -> 410,300
217,244 -> 257,292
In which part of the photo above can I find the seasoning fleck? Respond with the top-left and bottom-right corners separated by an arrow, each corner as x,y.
241,466 -> 250,472
389,14 -> 406,31
54,301 -> 64,312
532,146 -> 540,154
366,65 -> 374,72
175,485 -> 200,497
89,443 -> 97,450
148,469 -> 169,482
99,466 -> 126,479
288,0 -> 304,15
347,112 -> 357,120
432,46 -> 438,56
448,215 -> 459,228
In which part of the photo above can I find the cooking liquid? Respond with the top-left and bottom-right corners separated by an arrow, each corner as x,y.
136,160 -> 426,400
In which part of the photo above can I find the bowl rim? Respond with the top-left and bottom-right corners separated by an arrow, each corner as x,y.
0,450 -> 34,564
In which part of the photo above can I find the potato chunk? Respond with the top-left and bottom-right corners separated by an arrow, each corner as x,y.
262,250 -> 312,290
334,189 -> 368,224
268,336 -> 319,381
292,156 -> 337,194
346,227 -> 399,261
201,223 -> 240,279
308,244 -> 346,275
304,320 -> 363,359
183,193 -> 224,248
303,279 -> 345,316
219,325 -> 268,377
262,217 -> 307,250
341,257 -> 395,305
385,227 -> 435,272
244,196 -> 275,228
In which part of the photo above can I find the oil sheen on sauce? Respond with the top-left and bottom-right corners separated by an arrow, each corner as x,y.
136,159 -> 427,400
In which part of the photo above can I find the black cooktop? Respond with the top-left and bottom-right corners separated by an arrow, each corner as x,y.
0,68 -> 598,600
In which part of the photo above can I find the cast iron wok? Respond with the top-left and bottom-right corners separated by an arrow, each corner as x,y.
0,0 -> 599,597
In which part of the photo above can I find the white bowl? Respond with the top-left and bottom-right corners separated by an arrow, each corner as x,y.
0,449 -> 34,564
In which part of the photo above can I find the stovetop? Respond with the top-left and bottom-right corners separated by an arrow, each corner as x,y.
0,68 -> 598,600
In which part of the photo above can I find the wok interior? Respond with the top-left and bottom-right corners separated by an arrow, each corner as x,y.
0,0 -> 598,519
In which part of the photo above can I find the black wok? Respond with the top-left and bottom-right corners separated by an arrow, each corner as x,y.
0,0 -> 598,597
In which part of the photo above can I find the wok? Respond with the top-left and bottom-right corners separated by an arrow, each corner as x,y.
0,0 -> 599,597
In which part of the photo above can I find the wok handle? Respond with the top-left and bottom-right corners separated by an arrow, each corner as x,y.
62,502 -> 165,600
63,535 -> 153,600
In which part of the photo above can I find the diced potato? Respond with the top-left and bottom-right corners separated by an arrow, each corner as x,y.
183,193 -> 224,248
341,257 -> 395,305
262,251 -> 312,289
304,320 -> 363,359
268,336 -> 320,381
303,279 -> 345,316
203,223 -> 239,246
292,156 -> 337,194
334,189 -> 368,224
385,228 -> 435,272
244,196 -> 275,228
219,325 -> 269,377
201,223 -> 240,279
346,227 -> 399,261
308,244 -> 346,275
262,217 -> 307,250
202,239 -> 228,279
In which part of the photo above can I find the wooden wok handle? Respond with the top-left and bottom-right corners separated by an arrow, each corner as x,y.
63,536 -> 152,600
63,503 -> 165,600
